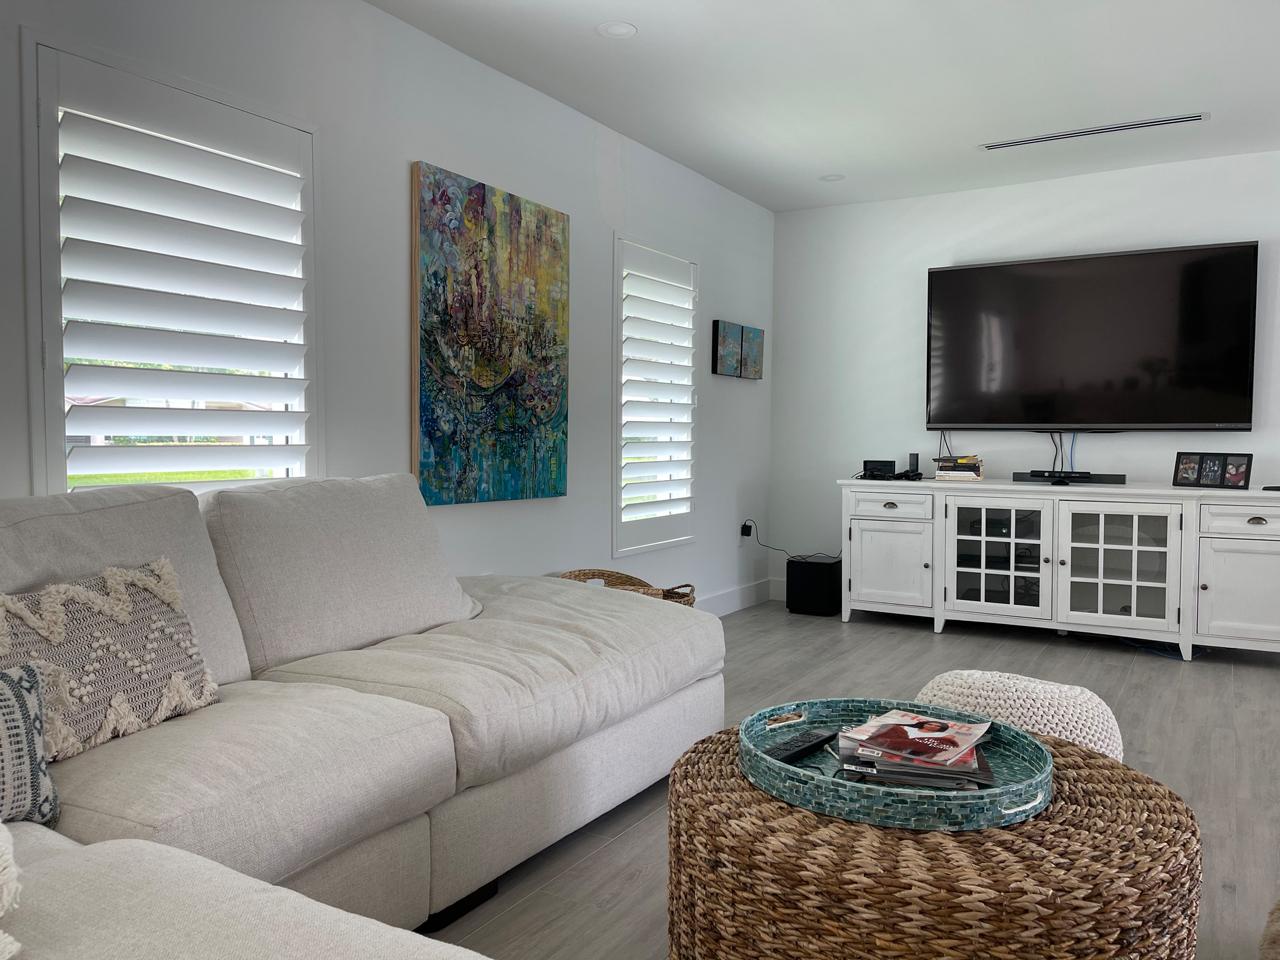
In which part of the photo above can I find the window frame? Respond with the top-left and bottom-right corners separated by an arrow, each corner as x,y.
20,30 -> 324,495
611,235 -> 698,558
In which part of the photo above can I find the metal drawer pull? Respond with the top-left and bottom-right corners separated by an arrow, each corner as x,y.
882,502 -> 899,510
1247,516 -> 1269,526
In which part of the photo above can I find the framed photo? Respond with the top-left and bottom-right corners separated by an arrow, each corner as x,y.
1172,452 -> 1201,487
1224,454 -> 1254,489
1173,452 -> 1254,489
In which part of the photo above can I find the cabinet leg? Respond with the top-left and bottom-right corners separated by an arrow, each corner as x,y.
1056,629 -> 1068,637
1179,639 -> 1193,662
842,609 -> 852,623
933,615 -> 946,635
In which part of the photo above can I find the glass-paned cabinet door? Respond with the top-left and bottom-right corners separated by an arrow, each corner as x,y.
945,497 -> 1053,619
1057,501 -> 1182,632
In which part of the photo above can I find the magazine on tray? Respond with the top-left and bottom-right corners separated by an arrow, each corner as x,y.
839,710 -> 990,767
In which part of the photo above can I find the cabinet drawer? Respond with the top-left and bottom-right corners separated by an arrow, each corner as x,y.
1200,503 -> 1280,537
849,490 -> 933,520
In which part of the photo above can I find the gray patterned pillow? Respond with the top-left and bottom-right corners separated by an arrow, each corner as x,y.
0,664 -> 59,824
0,559 -> 218,760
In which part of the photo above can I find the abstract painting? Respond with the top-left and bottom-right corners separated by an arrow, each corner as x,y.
712,319 -> 742,376
740,325 -> 765,379
411,161 -> 569,504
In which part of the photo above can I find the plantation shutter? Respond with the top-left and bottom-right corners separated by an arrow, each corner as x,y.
614,239 -> 697,555
37,48 -> 315,491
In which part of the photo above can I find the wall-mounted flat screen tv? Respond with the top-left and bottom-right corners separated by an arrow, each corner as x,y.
926,242 -> 1258,430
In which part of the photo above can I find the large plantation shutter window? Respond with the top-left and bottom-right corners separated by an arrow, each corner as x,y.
613,239 -> 697,556
34,48 -> 315,492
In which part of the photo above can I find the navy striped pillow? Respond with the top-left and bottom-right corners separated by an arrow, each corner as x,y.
0,664 -> 59,825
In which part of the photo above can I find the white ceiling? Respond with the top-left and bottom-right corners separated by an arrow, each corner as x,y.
366,0 -> 1280,211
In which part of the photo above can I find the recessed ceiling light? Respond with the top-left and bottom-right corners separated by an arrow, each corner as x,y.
596,20 -> 638,39
819,173 -> 846,182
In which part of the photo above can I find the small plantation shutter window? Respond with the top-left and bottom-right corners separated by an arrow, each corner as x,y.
36,48 -> 315,491
614,239 -> 697,556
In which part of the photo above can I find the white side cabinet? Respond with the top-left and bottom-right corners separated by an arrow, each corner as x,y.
848,519 -> 932,608
841,478 -> 1280,660
1197,538 -> 1280,643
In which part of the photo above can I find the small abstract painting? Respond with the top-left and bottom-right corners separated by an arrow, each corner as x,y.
712,319 -> 742,377
411,161 -> 569,504
740,325 -> 765,379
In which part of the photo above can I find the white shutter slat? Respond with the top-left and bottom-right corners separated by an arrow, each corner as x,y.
622,349 -> 694,376
59,111 -> 303,207
621,459 -> 692,482
60,197 -> 304,275
63,320 -> 306,374
66,405 -> 306,436
621,273 -> 694,307
67,443 -> 308,475
621,440 -> 693,461
622,316 -> 693,346
621,422 -> 692,442
621,400 -> 693,423
61,239 -> 306,308
622,295 -> 693,328
64,364 -> 307,406
619,244 -> 694,288
61,155 -> 304,242
620,478 -> 692,501
621,381 -> 694,405
619,343 -> 691,371
62,280 -> 305,340
621,498 -> 691,521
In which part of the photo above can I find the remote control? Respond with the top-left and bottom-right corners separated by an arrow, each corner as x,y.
762,728 -> 838,765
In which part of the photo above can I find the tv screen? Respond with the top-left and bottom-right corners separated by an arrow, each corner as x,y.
926,242 -> 1258,430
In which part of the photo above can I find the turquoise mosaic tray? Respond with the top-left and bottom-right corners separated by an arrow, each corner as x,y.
739,698 -> 1052,831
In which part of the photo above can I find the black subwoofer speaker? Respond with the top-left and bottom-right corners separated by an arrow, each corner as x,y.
786,557 -> 841,617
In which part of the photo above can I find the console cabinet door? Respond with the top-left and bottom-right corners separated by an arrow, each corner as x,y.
849,519 -> 932,608
945,497 -> 1053,619
1057,501 -> 1182,632
1198,538 -> 1280,642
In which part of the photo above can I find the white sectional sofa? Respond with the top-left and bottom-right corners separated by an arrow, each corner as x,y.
0,473 -> 726,954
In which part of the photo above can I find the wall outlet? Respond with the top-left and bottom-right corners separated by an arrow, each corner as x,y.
740,521 -> 753,537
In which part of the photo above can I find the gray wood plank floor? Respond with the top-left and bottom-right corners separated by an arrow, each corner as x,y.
436,601 -> 1279,959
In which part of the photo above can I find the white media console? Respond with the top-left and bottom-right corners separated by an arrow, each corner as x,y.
839,478 -> 1280,660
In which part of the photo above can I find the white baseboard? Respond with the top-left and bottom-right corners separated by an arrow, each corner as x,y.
696,578 -> 773,617
768,576 -> 786,602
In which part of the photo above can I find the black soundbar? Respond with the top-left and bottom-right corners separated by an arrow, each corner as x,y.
1012,471 -> 1127,485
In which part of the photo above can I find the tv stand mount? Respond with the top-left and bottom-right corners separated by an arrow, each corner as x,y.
1012,470 -> 1127,486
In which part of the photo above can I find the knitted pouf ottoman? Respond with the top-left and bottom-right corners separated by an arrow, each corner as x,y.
917,669 -> 1123,761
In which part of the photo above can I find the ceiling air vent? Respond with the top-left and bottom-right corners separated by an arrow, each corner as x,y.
982,114 -> 1205,151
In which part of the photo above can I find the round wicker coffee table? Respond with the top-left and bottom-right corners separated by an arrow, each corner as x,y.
668,729 -> 1201,960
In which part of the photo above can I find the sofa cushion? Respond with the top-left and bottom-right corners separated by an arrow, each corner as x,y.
7,821 -> 81,866
203,474 -> 480,675
0,486 -> 250,684
3,839 -> 490,960
261,575 -> 725,789
49,680 -> 456,882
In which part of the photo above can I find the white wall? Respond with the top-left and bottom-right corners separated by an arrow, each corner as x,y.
0,0 -> 775,613
770,152 -> 1280,580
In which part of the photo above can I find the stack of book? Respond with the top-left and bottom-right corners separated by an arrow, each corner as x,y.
838,709 -> 995,791
933,455 -> 984,481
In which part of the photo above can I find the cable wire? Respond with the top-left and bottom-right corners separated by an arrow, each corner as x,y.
742,519 -> 838,562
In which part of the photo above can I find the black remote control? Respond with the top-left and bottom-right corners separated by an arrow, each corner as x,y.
763,728 -> 838,765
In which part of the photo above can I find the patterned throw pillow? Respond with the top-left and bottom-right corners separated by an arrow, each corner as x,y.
0,664 -> 58,824
0,559 -> 218,760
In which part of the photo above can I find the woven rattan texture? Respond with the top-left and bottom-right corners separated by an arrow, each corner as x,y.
669,729 -> 1201,960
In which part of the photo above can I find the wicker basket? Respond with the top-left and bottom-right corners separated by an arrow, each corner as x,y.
559,568 -> 695,607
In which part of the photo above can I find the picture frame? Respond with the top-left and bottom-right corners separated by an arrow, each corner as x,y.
1172,452 -> 1253,489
